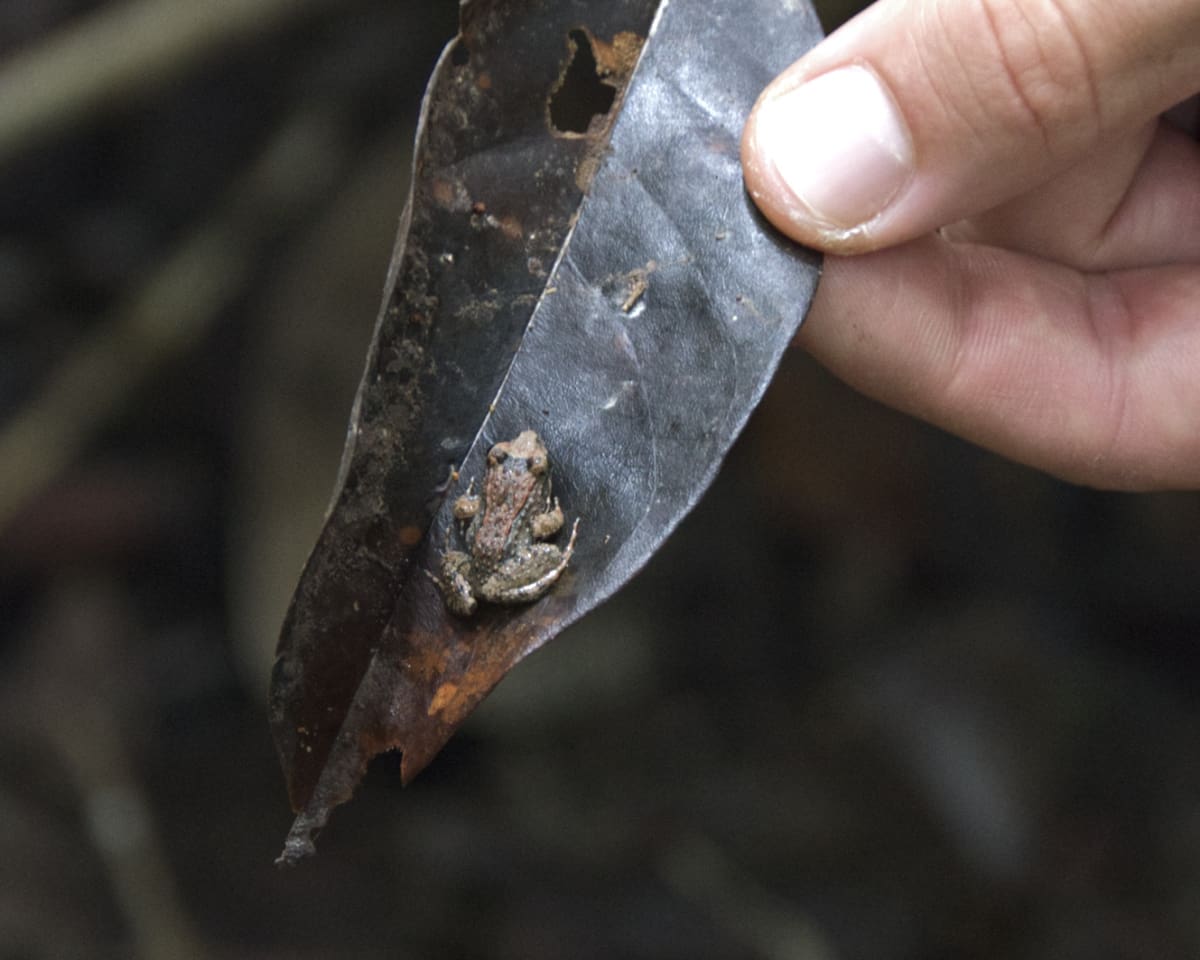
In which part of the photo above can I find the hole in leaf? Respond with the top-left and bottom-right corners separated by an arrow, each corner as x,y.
549,29 -> 617,134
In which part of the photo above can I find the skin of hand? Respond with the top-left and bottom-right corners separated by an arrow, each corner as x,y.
741,0 -> 1200,490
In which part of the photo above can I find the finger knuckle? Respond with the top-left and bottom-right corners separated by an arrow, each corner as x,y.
963,0 -> 1103,155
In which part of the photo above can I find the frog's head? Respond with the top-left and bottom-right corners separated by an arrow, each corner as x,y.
488,430 -> 549,477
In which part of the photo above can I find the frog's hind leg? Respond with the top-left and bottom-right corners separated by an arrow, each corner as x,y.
439,549 -> 478,616
485,519 -> 579,606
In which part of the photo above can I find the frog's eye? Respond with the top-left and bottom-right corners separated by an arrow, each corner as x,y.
487,447 -> 507,467
529,452 -> 548,475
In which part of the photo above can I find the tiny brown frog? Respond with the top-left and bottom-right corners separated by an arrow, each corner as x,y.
438,430 -> 579,616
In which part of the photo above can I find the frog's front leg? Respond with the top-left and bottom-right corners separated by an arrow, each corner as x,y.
439,549 -> 478,616
452,480 -> 480,522
530,496 -> 564,539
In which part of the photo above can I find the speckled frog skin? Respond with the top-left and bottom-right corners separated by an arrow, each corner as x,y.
439,431 -> 578,616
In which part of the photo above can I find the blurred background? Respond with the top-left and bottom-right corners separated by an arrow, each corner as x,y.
2,0 -> 1199,957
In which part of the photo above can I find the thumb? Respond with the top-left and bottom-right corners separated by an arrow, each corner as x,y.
741,0 -> 1200,253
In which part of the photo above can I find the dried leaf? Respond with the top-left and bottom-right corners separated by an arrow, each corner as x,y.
270,0 -> 823,864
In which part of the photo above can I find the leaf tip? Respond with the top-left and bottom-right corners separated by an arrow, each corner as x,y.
275,810 -> 323,867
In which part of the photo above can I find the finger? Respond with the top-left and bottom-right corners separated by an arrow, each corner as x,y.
797,238 -> 1200,489
742,0 -> 1200,253
944,118 -> 1200,270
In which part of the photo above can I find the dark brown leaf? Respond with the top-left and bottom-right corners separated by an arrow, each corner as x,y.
270,0 -> 824,864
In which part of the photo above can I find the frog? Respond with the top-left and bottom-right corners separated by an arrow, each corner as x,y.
438,430 -> 579,617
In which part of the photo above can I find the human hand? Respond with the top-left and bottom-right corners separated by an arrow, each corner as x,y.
741,0 -> 1200,489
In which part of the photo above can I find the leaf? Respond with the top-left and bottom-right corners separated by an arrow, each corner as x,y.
270,0 -> 823,864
